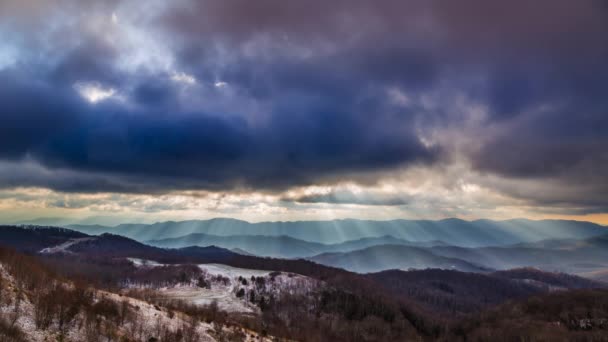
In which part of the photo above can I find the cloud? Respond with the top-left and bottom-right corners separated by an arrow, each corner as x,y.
0,62 -> 437,193
0,0 -> 606,219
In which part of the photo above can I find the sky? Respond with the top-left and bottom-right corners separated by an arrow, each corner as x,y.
0,0 -> 607,225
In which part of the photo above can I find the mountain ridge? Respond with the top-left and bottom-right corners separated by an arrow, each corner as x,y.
65,217 -> 608,246
146,233 -> 446,258
308,244 -> 491,273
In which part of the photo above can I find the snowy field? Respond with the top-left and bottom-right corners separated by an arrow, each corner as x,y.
127,260 -> 271,313
161,285 -> 258,313
126,259 -> 317,314
165,264 -> 273,313
198,263 -> 272,278
127,258 -> 271,277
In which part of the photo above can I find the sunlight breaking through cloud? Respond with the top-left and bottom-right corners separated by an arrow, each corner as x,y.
74,82 -> 116,103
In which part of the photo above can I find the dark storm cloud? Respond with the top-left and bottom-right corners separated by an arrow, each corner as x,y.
0,60 -> 435,193
0,69 -> 82,159
50,38 -> 122,87
27,94 -> 434,192
0,0 -> 607,209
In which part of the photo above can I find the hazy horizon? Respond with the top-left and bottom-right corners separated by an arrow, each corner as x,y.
7,215 -> 608,228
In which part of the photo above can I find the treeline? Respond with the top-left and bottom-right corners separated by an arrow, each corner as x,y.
126,289 -> 252,341
492,267 -> 604,289
131,281 -> 425,342
368,269 -> 543,316
39,255 -> 233,290
446,289 -> 608,341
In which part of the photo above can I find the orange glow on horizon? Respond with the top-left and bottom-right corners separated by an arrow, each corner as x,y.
539,213 -> 608,226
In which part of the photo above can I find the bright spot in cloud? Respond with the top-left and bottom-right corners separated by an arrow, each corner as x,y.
171,71 -> 196,85
214,81 -> 228,88
461,182 -> 480,193
387,87 -> 411,106
417,133 -> 436,149
0,43 -> 17,70
111,12 -> 119,24
74,82 -> 116,103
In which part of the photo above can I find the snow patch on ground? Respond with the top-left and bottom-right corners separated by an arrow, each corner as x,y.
0,266 -> 47,341
123,260 -> 319,314
0,260 -> 277,342
127,257 -> 163,267
161,285 -> 258,313
0,263 -> 220,341
39,237 -> 94,254
122,260 -> 264,312
101,290 -> 217,341
198,263 -> 272,278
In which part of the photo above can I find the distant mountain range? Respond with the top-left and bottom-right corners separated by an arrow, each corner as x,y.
1,224 -> 607,341
146,233 -> 446,258
428,234 -> 608,280
301,232 -> 608,277
66,217 -> 607,246
4,220 -> 608,281
308,244 -> 489,273
2,225 -> 603,289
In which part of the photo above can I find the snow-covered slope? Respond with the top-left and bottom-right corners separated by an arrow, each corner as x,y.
128,260 -> 321,314
39,237 -> 95,254
199,263 -> 272,278
0,261 -> 272,341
